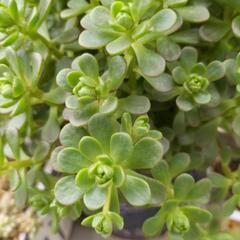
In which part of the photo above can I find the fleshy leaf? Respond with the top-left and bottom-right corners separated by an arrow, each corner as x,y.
106,35 -> 131,55
84,186 -> 107,210
180,47 -> 198,71
145,73 -> 174,92
133,43 -> 166,77
182,206 -> 212,223
120,175 -> 151,206
193,91 -> 211,104
120,95 -> 150,115
79,30 -> 118,49
206,61 -> 225,81
54,176 -> 83,205
150,9 -> 177,32
232,15 -> 240,38
88,113 -> 117,152
60,123 -> 87,148
176,6 -> 210,23
79,136 -> 103,161
170,153 -> 190,177
110,132 -> 133,163
176,95 -> 194,111
127,137 -> 163,169
75,168 -> 95,193
174,174 -> 194,199
57,147 -> 90,173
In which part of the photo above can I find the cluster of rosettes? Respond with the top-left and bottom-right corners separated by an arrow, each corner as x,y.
1,0 -> 240,239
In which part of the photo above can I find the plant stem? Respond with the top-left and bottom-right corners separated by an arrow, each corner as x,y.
30,31 -> 63,58
103,182 -> 113,215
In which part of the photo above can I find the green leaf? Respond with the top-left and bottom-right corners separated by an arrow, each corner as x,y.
120,175 -> 151,206
150,9 -> 177,32
193,91 -> 211,104
176,95 -> 194,112
180,47 -> 198,71
14,171 -> 27,209
208,172 -> 230,188
37,0 -> 53,27
171,29 -> 199,44
106,35 -> 131,55
187,179 -> 211,201
132,43 -> 166,77
41,108 -> 60,143
6,127 -> 20,159
200,19 -> 229,42
142,215 -> 165,237
173,111 -> 186,135
53,28 -> 80,44
68,101 -> 98,126
79,30 -> 117,49
88,113 -> 117,152
157,37 -> 181,62
143,200 -> 178,237
145,73 -> 174,92
33,141 -> 50,162
108,56 -> 126,89
0,8 -> 14,27
60,0 -> 89,19
232,15 -> 240,38
99,96 -> 118,114
110,132 -> 133,163
9,0 -> 19,21
165,0 -> 187,7
174,174 -> 194,199
232,115 -> 240,136
223,196 -> 238,217
195,119 -> 220,146
30,52 -> 44,87
130,0 -> 152,21
182,206 -> 212,223
54,176 -> 83,205
77,53 -> 99,79
9,169 -> 20,191
176,6 -> 210,23
120,95 -> 150,114
206,61 -> 225,81
151,160 -> 171,185
113,166 -> 125,187
170,153 -> 190,177
5,47 -> 21,78
90,6 -> 111,28
172,66 -> 188,84
128,137 -> 163,169
60,123 -> 87,148
79,136 -> 103,161
84,186 -> 107,210
75,168 -> 95,193
56,69 -> 72,90
57,147 -> 90,174
109,212 -> 124,230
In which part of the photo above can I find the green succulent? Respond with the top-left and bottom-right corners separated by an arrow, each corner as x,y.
54,113 -> 164,207
57,53 -> 151,126
79,0 -> 180,77
143,157 -> 212,237
1,0 -> 240,239
172,47 -> 226,111
82,211 -> 123,237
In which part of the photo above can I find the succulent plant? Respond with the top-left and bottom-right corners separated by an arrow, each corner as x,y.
1,0 -> 240,239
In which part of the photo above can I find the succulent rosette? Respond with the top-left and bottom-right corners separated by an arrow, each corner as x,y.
171,47 -> 225,111
57,53 -> 150,126
54,113 -> 166,236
